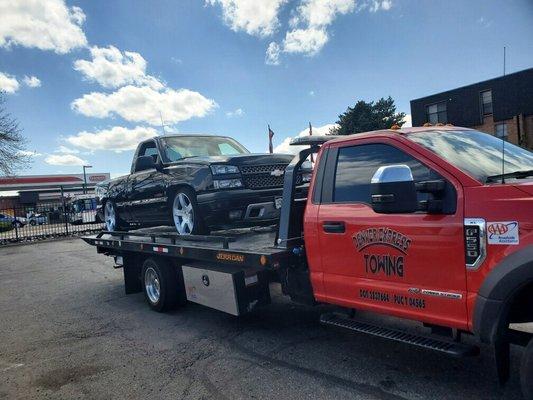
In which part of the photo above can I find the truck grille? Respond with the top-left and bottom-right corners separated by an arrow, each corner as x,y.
240,164 -> 300,189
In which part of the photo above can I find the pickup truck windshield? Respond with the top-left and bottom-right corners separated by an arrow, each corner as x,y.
408,129 -> 533,183
161,136 -> 249,162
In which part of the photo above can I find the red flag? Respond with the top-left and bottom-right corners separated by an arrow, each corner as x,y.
268,125 -> 275,153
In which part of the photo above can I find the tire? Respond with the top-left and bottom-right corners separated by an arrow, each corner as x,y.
170,187 -> 208,235
141,257 -> 186,312
104,200 -> 126,231
521,338 -> 533,400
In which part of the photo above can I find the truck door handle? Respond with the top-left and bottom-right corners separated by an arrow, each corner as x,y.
323,221 -> 345,233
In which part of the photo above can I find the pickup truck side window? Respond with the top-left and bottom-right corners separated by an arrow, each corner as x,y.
332,144 -> 440,205
138,141 -> 159,163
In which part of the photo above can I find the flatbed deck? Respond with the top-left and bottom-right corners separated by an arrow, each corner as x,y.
82,225 -> 291,270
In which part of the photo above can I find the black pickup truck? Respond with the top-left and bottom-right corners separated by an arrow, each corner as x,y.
96,134 -> 311,234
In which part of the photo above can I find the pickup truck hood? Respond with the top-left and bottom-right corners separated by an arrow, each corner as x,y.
170,153 -> 295,166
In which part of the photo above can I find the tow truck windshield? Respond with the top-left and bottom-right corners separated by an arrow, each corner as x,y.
161,136 -> 249,162
408,129 -> 533,183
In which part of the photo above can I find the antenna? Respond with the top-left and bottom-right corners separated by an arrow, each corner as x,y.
159,111 -> 166,135
501,46 -> 506,183
503,46 -> 506,76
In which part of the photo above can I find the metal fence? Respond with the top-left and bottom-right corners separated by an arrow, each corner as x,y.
0,200 -> 104,245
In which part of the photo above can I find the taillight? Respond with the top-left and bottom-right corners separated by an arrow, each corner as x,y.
464,218 -> 487,270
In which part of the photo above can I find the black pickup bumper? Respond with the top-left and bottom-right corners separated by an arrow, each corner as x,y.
197,186 -> 308,229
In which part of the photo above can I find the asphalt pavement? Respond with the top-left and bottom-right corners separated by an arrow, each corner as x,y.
0,238 -> 529,399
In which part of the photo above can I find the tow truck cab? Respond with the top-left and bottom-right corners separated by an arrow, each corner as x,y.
303,126 -> 533,336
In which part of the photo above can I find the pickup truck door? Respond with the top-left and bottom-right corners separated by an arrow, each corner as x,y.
316,140 -> 469,330
129,141 -> 168,225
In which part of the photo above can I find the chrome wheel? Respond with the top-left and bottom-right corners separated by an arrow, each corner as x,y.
172,192 -> 194,235
104,201 -> 116,231
144,267 -> 160,304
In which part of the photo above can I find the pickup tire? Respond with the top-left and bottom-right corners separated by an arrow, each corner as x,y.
141,257 -> 186,312
170,188 -> 208,235
103,200 -> 125,231
521,338 -> 533,400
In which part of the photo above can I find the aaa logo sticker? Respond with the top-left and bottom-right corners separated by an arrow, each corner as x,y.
487,221 -> 519,245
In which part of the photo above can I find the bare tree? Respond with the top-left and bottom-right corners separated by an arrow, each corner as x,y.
0,92 -> 30,176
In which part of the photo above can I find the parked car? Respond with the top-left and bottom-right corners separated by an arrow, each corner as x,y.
27,212 -> 48,226
0,213 -> 27,227
96,134 -> 311,234
68,195 -> 100,224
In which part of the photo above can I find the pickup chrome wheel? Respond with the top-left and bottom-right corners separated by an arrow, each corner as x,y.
104,201 -> 117,231
173,192 -> 195,235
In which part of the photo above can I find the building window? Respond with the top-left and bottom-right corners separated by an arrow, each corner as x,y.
481,90 -> 493,116
495,122 -> 508,140
426,101 -> 447,124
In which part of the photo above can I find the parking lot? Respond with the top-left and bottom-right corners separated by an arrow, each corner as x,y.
0,238 -> 529,400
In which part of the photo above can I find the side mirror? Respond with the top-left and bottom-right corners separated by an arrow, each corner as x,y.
370,165 -> 418,213
134,155 -> 157,172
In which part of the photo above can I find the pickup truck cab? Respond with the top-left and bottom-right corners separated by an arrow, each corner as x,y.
86,125 -> 533,398
97,134 -> 310,234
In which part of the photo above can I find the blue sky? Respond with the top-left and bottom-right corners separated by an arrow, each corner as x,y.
1,0 -> 532,177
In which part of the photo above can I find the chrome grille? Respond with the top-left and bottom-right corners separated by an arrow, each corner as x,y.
241,164 -> 290,189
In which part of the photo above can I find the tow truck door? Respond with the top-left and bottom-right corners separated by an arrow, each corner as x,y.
316,140 -> 468,329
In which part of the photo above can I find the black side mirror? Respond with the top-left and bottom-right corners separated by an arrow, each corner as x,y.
134,155 -> 157,172
370,165 -> 418,213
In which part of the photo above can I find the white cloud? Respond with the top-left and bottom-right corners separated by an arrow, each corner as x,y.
0,72 -> 19,93
274,123 -> 338,154
265,42 -> 281,65
66,126 -> 159,152
291,0 -> 356,27
282,27 -> 329,55
55,145 -> 80,154
74,46 -> 164,89
45,154 -> 87,166
226,108 -> 244,118
0,0 -> 87,54
206,0 -> 287,37
365,0 -> 392,12
71,85 -> 217,126
23,75 -> 41,88
402,114 -> 412,128
17,150 -> 42,157
267,0 -> 392,64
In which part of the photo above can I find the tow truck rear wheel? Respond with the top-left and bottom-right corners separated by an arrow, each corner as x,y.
142,257 -> 185,312
521,338 -> 533,400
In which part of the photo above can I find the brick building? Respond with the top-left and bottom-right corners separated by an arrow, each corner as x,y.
410,67 -> 533,149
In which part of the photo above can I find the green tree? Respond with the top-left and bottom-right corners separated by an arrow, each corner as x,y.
330,96 -> 406,135
0,92 -> 29,176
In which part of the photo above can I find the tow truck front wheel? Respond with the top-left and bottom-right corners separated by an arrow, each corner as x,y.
521,338 -> 533,400
142,258 -> 186,312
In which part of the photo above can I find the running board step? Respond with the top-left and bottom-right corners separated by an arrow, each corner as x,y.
320,313 -> 479,358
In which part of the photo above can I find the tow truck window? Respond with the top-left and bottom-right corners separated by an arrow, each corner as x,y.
408,129 -> 533,183
333,143 -> 439,204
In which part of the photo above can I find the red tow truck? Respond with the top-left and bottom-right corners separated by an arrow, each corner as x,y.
84,126 -> 533,398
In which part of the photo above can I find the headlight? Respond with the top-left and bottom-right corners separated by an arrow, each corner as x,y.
213,179 -> 243,189
210,165 -> 239,175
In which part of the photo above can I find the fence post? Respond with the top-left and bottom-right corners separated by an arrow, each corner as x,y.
61,186 -> 69,235
13,206 -> 19,241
